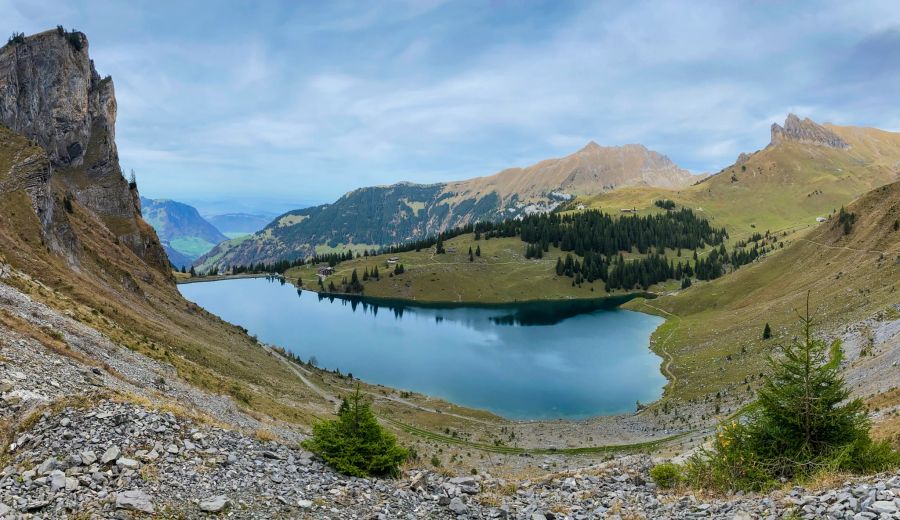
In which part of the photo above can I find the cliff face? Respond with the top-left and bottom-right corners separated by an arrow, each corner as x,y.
770,113 -> 850,149
0,29 -> 168,272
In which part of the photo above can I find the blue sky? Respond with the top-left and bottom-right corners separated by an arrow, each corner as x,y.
4,1 -> 900,215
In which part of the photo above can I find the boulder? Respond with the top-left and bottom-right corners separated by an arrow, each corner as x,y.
115,490 -> 154,513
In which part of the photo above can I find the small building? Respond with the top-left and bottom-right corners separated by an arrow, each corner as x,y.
316,266 -> 335,276
447,247 -> 457,253
815,216 -> 827,223
386,256 -> 400,265
576,203 -> 586,210
620,208 -> 637,213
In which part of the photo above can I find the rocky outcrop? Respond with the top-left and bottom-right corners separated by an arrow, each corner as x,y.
0,29 -> 168,272
770,113 -> 850,149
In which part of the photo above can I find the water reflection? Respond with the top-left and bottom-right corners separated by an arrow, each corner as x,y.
179,277 -> 665,419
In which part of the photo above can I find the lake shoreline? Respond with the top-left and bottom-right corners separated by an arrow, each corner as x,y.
176,273 -> 282,285
179,276 -> 667,421
178,272 -> 659,308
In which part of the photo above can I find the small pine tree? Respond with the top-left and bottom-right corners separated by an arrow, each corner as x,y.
762,322 -> 772,340
475,245 -> 481,257
302,385 -> 408,477
745,299 -> 877,478
692,295 -> 899,491
188,266 -> 196,277
681,277 -> 692,289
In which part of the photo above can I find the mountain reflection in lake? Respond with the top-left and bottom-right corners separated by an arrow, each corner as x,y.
180,277 -> 665,419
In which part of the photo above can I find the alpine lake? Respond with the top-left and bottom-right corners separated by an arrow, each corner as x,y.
179,277 -> 666,420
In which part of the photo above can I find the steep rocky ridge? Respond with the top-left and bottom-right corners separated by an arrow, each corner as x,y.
196,143 -> 696,270
770,113 -> 850,149
0,29 -> 167,271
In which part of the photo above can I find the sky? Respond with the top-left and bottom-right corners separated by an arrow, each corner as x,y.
4,0 -> 900,215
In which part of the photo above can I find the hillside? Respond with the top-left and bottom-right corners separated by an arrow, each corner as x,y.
623,180 -> 900,429
140,197 -> 227,267
195,143 -> 696,271
581,114 -> 900,240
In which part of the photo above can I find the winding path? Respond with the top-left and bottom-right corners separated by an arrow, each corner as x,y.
796,238 -> 890,255
636,301 -> 681,387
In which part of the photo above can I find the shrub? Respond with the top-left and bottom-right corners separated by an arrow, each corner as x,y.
302,385 -> 408,477
66,30 -> 83,51
649,462 -> 682,488
685,299 -> 899,491
7,32 -> 25,45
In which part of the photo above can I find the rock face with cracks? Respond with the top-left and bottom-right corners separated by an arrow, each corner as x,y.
0,30 -> 168,271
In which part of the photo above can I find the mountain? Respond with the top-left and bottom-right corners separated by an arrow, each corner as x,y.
140,197 -> 227,267
206,212 -> 272,236
0,29 -> 343,431
195,143 -> 696,270
0,28 -> 168,271
579,114 -> 900,239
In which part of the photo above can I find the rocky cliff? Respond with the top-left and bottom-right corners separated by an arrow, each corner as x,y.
770,113 -> 850,149
0,29 -> 168,272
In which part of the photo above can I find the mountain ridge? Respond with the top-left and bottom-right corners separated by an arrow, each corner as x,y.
0,29 -> 168,272
195,142 -> 697,270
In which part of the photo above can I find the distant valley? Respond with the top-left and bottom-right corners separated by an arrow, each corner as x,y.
140,198 -> 275,267
205,212 -> 273,238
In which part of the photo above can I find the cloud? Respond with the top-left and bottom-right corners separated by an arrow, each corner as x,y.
7,0 -> 900,212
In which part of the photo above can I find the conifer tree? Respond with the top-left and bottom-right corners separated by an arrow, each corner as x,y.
762,322 -> 772,340
746,297 -> 884,478
302,385 -> 408,477
475,245 -> 481,257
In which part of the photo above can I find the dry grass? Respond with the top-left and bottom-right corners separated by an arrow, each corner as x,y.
253,428 -> 278,442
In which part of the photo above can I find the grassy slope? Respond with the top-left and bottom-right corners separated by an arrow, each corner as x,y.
169,236 -> 219,258
581,126 -> 900,240
0,127 -> 335,427
288,235 -> 621,303
624,181 -> 900,407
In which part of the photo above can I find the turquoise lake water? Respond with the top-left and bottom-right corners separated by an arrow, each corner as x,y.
179,277 -> 666,419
